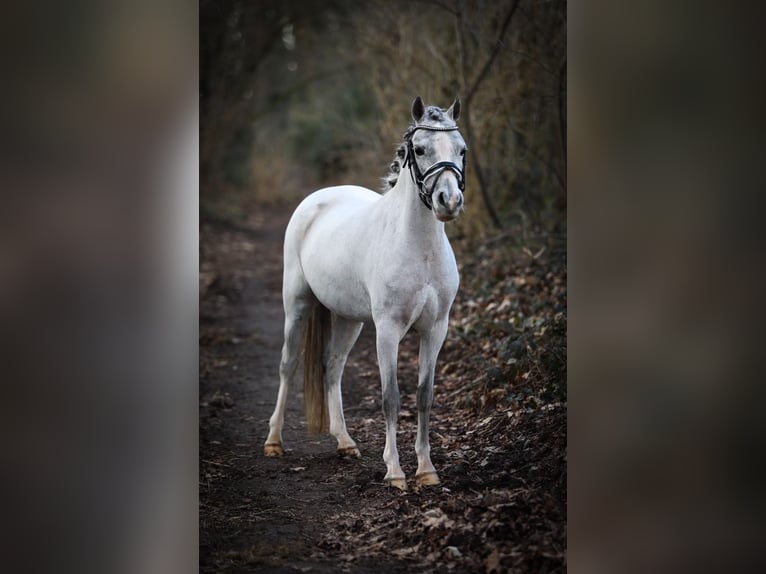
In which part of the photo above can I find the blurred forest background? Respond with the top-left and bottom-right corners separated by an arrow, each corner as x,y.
200,1 -> 567,570
201,0 -> 566,235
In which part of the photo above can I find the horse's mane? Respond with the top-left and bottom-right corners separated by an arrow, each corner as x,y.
381,105 -> 455,193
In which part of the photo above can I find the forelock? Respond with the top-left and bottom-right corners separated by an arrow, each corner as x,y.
417,105 -> 455,128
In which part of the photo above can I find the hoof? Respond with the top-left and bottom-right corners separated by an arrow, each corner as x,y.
385,478 -> 408,491
263,443 -> 284,457
337,446 -> 361,458
415,472 -> 440,487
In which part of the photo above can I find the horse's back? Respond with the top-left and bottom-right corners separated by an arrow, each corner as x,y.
286,185 -> 378,243
297,185 -> 380,210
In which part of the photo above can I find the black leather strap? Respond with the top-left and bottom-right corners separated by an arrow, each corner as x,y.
403,125 -> 466,210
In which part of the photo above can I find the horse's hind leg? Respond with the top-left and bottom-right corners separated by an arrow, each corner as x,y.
264,277 -> 315,456
325,316 -> 363,457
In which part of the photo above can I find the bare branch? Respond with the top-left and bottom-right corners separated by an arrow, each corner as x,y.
411,0 -> 458,16
509,49 -> 556,77
465,0 -> 521,105
511,126 -> 566,194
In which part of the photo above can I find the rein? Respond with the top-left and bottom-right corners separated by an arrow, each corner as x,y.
403,124 -> 466,210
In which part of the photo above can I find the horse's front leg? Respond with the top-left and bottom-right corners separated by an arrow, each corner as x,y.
415,318 -> 449,487
376,321 -> 407,490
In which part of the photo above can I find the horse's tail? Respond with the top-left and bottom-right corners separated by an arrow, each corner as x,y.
303,303 -> 331,434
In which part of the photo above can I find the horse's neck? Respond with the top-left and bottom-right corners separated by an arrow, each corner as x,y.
381,175 -> 445,248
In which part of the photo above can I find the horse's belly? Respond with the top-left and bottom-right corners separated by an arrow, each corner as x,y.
308,269 -> 372,322
300,228 -> 373,321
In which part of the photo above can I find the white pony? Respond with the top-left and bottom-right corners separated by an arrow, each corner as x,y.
264,96 -> 466,489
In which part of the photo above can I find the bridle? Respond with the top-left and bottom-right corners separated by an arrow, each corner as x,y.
403,124 -> 466,210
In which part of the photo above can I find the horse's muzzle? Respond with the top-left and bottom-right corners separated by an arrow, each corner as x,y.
433,189 -> 464,221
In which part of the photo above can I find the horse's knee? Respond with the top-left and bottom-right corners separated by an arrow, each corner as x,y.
416,381 -> 433,412
381,384 -> 400,418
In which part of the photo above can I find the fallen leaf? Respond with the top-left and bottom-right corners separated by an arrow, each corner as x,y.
485,547 -> 500,572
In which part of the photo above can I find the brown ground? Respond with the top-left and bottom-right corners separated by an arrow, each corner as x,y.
200,201 -> 566,573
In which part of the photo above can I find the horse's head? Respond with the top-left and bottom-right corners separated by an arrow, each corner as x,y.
406,95 -> 467,222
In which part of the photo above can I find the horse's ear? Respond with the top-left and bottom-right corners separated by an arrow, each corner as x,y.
447,95 -> 461,121
411,96 -> 425,122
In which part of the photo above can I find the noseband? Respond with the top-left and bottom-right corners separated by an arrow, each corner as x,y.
403,125 -> 466,210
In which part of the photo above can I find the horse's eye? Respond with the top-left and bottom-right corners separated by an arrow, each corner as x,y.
414,146 -> 425,156
460,148 -> 467,156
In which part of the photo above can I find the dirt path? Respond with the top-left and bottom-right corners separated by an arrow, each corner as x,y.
200,202 -> 566,573
200,204 -> 420,573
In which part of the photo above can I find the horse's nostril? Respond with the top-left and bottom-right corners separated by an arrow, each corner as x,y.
438,191 -> 448,207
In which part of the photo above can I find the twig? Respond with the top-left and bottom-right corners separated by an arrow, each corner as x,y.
411,0 -> 458,15
202,459 -> 234,468
509,50 -> 556,77
465,0 -> 521,106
